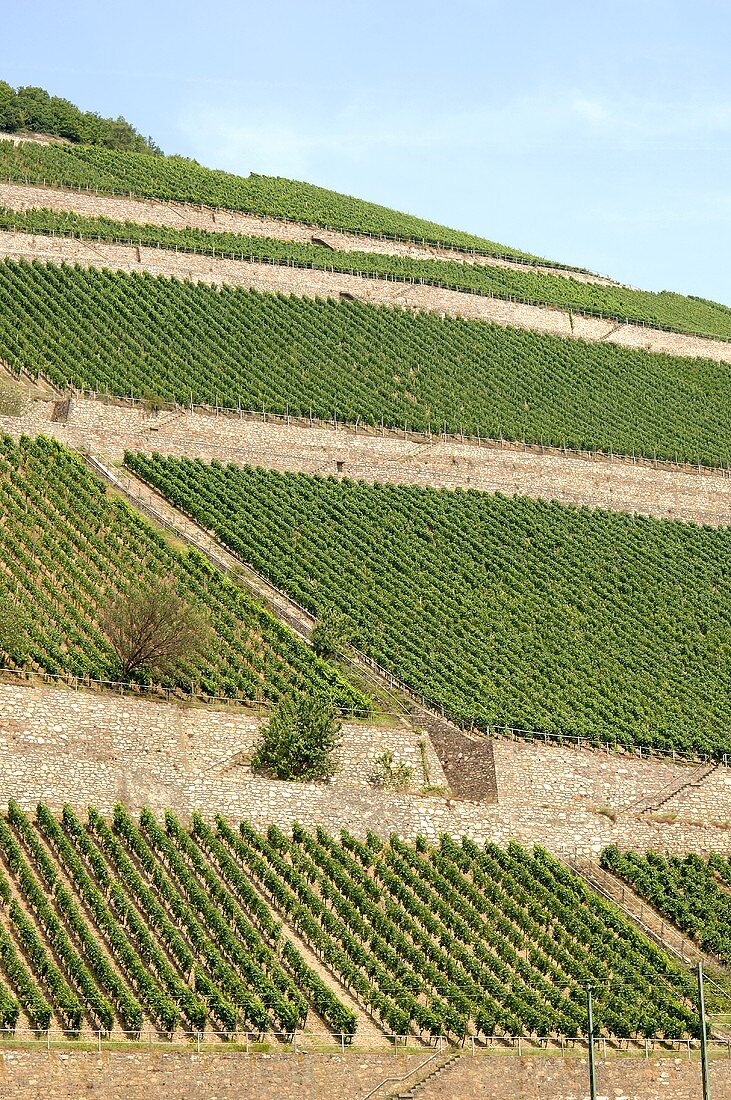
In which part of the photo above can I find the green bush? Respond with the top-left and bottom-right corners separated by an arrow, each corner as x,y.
251,693 -> 342,781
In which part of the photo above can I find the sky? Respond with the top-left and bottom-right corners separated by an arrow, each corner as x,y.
2,0 -> 729,303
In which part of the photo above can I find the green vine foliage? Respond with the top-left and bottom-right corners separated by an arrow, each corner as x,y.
1,259 -> 729,468
0,205 -> 728,339
0,139 -> 541,260
128,455 -> 731,758
0,433 -> 367,712
212,819 -> 699,1041
602,847 -> 731,963
0,803 -> 701,1039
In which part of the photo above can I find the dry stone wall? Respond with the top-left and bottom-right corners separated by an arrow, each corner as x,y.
0,1049 -> 425,1100
1,681 -> 729,858
0,180 -> 619,286
0,1048 -> 729,1100
0,228 -> 727,364
3,395 -> 731,527
0,681 -> 444,809
417,1052 -> 731,1100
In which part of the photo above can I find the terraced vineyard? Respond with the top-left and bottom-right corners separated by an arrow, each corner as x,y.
0,139 -> 542,261
0,434 -> 365,709
3,204 -> 730,340
0,803 -> 702,1040
3,261 -> 731,467
601,847 -> 731,963
0,801 -> 354,1036
127,456 -> 731,757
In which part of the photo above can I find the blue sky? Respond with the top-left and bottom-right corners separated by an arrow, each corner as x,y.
2,0 -> 729,303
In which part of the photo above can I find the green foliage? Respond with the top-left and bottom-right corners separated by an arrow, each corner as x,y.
311,605 -> 347,659
6,804 -> 690,1040
0,433 -> 367,712
129,456 -> 731,758
601,846 -> 731,963
0,600 -> 29,664
2,259 -> 730,468
371,751 -> 414,791
251,693 -> 342,781
0,81 -> 160,153
2,203 -> 729,339
0,138 -> 544,260
0,378 -> 26,416
213,820 -> 698,1039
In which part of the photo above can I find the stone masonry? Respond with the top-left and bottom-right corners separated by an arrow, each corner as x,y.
0,180 -> 619,286
0,681 -> 729,858
3,396 -> 731,527
1,1048 -> 730,1100
0,228 -> 728,364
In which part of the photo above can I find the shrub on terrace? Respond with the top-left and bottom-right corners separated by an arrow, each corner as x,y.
251,693 -> 342,781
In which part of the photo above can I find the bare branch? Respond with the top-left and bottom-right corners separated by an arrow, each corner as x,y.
102,578 -> 211,682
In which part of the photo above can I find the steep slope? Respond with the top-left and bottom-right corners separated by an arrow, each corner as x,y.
3,260 -> 731,467
601,847 -> 731,965
0,802 -> 703,1042
127,455 -> 731,757
0,433 -> 366,710
0,138 -> 555,262
1,203 -> 728,339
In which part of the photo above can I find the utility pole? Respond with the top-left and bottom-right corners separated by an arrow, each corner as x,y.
698,962 -> 711,1100
586,983 -> 597,1100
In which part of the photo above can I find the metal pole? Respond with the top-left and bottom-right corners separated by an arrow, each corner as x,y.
699,962 -> 711,1100
586,983 -> 597,1100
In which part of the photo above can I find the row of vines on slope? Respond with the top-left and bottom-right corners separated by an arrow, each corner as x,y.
0,803 -> 704,1041
205,817 -> 699,1040
127,455 -> 731,758
0,433 -> 366,709
2,261 -> 731,468
601,847 -> 731,964
0,801 -> 355,1036
0,139 -> 548,261
2,205 -> 729,340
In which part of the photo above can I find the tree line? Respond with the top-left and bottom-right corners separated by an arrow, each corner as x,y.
0,82 -> 161,154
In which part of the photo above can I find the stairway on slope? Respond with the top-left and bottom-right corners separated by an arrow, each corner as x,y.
390,1052 -> 461,1099
623,762 -> 719,815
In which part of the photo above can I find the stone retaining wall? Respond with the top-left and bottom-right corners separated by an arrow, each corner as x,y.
0,1048 -> 727,1100
0,229 -> 727,364
0,679 -> 445,811
0,180 -> 618,286
1,682 -> 729,857
3,396 -> 731,528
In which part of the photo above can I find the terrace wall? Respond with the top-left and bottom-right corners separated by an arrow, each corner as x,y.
3,396 -> 731,527
0,1048 -> 728,1100
0,229 -> 728,364
1,681 -> 729,858
0,180 -> 619,286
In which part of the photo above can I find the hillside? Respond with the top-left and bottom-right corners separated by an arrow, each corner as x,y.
0,802 -> 701,1040
601,847 -> 731,963
0,434 -> 366,710
0,138 -> 586,264
0,85 -> 729,1084
127,455 -> 731,758
2,260 -> 731,467
0,83 -> 160,154
2,204 -> 729,340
